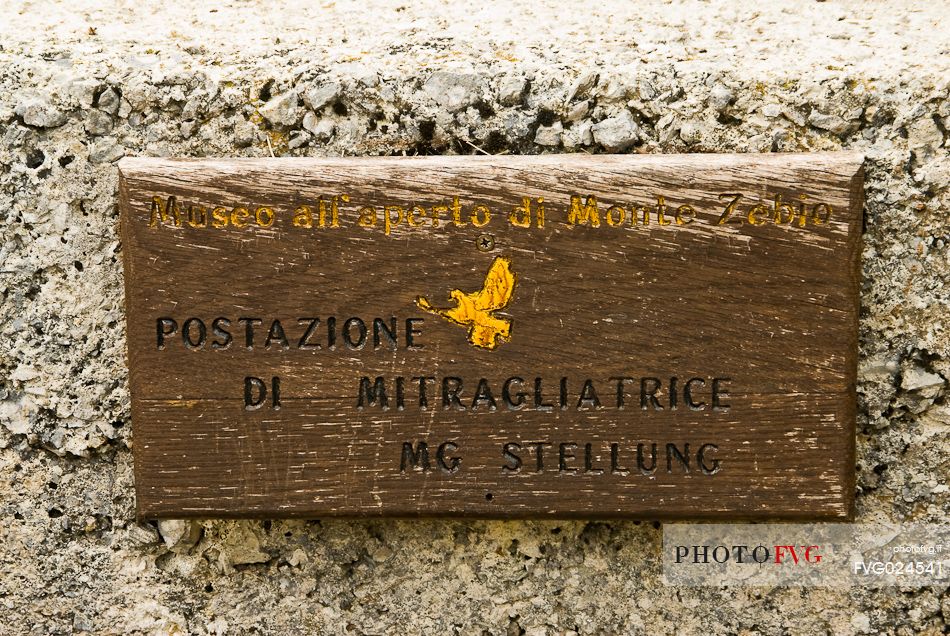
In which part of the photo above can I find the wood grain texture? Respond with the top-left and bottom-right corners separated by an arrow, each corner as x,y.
118,153 -> 863,520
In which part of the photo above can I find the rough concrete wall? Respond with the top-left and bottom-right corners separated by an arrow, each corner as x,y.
1,1 -> 948,634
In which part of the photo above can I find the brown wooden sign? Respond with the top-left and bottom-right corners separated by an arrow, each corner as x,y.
118,154 -> 863,520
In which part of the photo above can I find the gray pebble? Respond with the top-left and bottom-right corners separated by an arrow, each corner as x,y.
424,71 -> 481,112
534,121 -> 563,146
84,110 -> 113,136
592,110 -> 640,151
87,139 -> 125,163
303,113 -> 335,142
97,87 -> 121,115
567,71 -> 598,101
708,83 -> 734,111
15,98 -> 67,128
260,91 -> 301,128
807,110 -> 852,135
304,82 -> 341,111
498,74 -> 528,106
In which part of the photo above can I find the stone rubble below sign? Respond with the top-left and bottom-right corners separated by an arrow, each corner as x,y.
118,153 -> 863,519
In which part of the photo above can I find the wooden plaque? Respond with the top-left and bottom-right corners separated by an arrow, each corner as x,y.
119,154 -> 863,520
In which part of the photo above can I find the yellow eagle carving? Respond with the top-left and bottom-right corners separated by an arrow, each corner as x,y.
415,256 -> 516,350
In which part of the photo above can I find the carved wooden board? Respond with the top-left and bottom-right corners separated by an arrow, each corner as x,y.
118,153 -> 863,520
